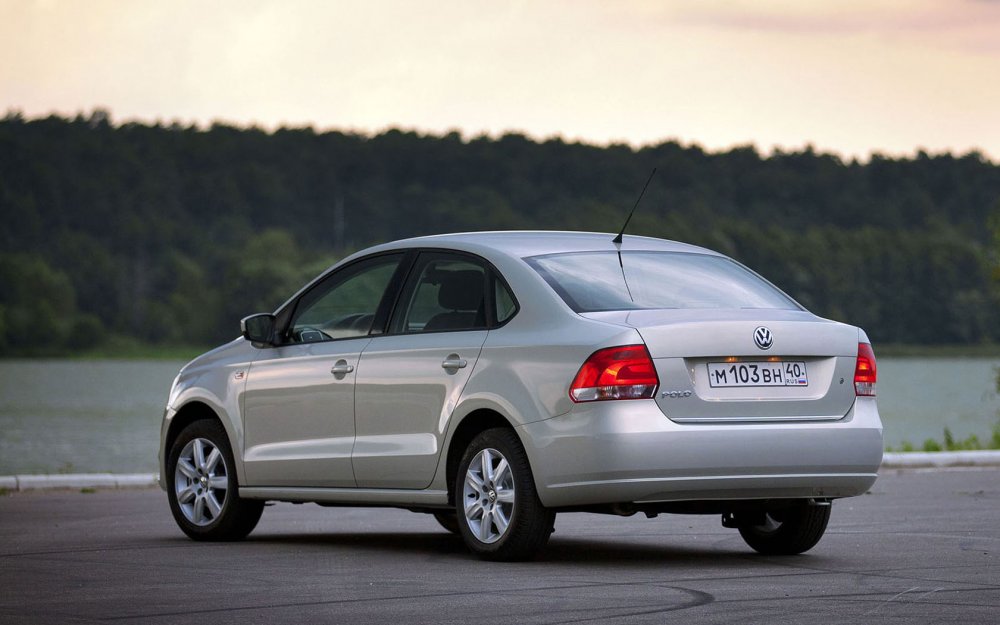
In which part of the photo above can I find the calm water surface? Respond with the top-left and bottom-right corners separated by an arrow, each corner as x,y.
0,357 -> 997,474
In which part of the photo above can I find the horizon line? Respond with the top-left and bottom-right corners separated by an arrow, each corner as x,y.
4,106 -> 997,166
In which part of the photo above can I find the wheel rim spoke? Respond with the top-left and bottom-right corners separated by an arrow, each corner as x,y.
176,485 -> 196,504
177,458 -> 198,480
493,506 -> 510,535
465,498 -> 484,518
478,508 -> 492,541
480,449 -> 493,483
193,439 -> 207,470
465,470 -> 484,493
493,458 -> 509,486
174,436 -> 229,527
462,447 -> 516,545
205,492 -> 223,518
205,447 -> 222,473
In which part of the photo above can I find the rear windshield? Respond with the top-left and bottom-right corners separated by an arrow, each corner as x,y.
525,251 -> 799,313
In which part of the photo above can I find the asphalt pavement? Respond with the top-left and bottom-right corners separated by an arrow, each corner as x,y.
1,468 -> 997,624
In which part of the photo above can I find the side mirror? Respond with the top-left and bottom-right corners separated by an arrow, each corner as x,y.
240,313 -> 275,346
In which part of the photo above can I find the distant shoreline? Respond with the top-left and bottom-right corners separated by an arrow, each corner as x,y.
2,342 -> 1000,361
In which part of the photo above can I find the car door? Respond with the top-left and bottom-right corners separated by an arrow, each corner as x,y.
242,252 -> 406,487
352,251 -> 493,489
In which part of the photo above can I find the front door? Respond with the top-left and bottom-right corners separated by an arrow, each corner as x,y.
242,252 -> 405,487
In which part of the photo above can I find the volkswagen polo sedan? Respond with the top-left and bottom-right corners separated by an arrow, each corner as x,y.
159,231 -> 883,561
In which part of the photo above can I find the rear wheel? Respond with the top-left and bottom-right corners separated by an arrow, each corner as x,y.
455,428 -> 554,561
737,505 -> 831,555
166,420 -> 264,541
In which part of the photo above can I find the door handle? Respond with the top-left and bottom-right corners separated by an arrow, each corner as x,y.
330,361 -> 355,375
441,357 -> 468,370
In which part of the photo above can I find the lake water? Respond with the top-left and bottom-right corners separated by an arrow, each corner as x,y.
0,357 -> 997,475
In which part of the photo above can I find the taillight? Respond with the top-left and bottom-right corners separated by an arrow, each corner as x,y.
569,344 -> 659,402
854,342 -> 877,396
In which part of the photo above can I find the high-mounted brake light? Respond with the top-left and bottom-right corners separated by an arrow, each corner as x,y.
569,344 -> 659,402
854,343 -> 877,396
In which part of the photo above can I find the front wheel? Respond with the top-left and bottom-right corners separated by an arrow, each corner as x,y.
737,504 -> 831,555
166,419 -> 264,541
455,428 -> 554,561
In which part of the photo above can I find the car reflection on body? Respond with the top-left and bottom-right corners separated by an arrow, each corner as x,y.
160,231 -> 882,561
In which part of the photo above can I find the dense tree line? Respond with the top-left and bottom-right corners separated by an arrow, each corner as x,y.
1,111 -> 998,354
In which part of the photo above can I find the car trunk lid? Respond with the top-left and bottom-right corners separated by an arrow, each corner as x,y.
581,309 -> 859,423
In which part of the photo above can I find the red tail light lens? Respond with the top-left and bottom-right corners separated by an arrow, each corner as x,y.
569,344 -> 659,402
854,343 -> 877,396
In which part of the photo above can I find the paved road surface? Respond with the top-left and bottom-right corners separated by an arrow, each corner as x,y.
1,469 -> 997,624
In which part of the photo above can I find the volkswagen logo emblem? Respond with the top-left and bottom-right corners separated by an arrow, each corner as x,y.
753,326 -> 773,350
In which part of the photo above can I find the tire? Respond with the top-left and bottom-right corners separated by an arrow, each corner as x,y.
737,504 -> 831,555
432,511 -> 460,535
166,419 -> 264,541
455,428 -> 555,561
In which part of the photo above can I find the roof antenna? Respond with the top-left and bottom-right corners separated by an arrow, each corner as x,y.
613,168 -> 656,303
612,168 -> 656,245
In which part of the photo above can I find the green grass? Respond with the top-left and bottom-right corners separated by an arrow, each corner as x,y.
888,421 -> 1000,452
74,338 -> 209,361
876,343 -> 1000,358
1,335 -> 211,361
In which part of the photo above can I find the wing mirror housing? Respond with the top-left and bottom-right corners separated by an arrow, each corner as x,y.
241,313 -> 276,347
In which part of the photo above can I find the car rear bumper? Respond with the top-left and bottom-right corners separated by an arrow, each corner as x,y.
519,397 -> 883,508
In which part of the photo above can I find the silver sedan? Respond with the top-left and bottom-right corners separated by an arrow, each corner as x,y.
159,231 -> 883,561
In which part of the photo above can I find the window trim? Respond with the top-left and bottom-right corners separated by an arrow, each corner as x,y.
264,247 -> 520,346
388,248 -> 521,333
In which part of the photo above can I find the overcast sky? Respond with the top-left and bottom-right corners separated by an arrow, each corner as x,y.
2,0 -> 999,160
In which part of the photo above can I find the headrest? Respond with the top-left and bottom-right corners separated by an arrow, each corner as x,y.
438,270 -> 484,311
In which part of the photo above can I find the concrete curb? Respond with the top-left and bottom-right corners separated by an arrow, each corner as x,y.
881,450 -> 1000,469
2,452 -> 1000,492
0,473 -> 159,491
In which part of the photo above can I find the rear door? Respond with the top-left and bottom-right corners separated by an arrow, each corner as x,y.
352,252 -> 493,488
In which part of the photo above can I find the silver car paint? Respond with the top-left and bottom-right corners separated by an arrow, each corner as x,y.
352,330 -> 488,489
159,338 -> 255,488
242,337 -> 370,487
159,231 -> 883,508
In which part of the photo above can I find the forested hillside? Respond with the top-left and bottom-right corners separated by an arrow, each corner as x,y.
1,111 -> 999,354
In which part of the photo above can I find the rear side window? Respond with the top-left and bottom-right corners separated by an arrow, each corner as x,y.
526,251 -> 799,313
392,254 -> 488,333
494,279 -> 517,324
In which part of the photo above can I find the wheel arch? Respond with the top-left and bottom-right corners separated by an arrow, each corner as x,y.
443,408 -> 518,506
165,401 -> 223,457
162,400 -> 246,488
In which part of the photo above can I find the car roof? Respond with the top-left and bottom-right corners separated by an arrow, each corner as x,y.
363,231 -> 719,260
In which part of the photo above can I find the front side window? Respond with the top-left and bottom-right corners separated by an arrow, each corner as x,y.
392,254 -> 488,333
287,253 -> 403,343
526,251 -> 799,313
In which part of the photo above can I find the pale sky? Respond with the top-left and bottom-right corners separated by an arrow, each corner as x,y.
2,0 -> 999,160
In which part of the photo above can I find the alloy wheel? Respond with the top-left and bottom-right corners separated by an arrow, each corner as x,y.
174,437 -> 228,526
462,447 -> 515,544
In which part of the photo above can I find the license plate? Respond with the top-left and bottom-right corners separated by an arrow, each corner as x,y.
707,361 -> 809,388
